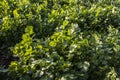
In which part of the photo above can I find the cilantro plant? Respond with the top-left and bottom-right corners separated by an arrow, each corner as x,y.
0,0 -> 120,80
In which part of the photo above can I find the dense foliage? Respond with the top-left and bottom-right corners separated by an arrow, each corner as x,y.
1,0 -> 120,80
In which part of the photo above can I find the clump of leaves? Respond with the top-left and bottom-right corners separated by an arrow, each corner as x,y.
1,0 -> 120,80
